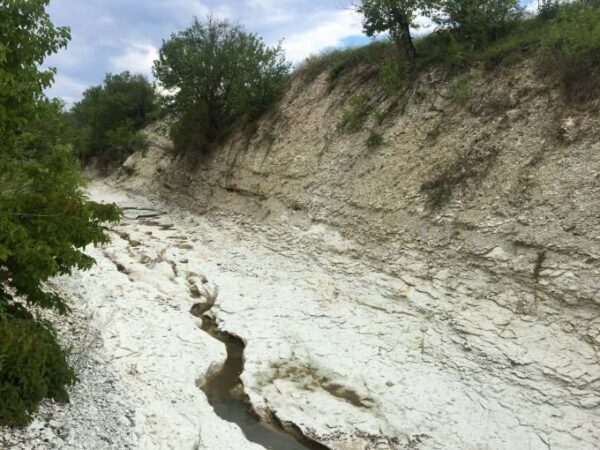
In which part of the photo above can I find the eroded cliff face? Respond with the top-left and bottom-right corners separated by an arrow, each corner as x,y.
118,60 -> 600,448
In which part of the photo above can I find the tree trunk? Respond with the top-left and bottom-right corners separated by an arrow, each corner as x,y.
392,21 -> 417,61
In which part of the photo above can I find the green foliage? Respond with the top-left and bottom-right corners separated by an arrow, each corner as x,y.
0,0 -> 70,135
366,131 -> 384,149
539,1 -> 600,100
0,316 -> 76,427
299,0 -> 599,106
539,0 -> 560,20
432,0 -> 523,46
356,0 -> 429,60
153,16 -> 290,154
0,108 -> 122,314
0,0 -> 121,426
450,76 -> 472,106
379,59 -> 407,94
481,1 -> 600,97
339,94 -> 372,132
479,19 -> 542,66
71,72 -> 158,168
296,41 -> 395,85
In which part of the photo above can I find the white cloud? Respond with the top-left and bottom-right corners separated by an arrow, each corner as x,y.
46,74 -> 89,106
110,43 -> 159,75
43,1 -> 375,102
169,0 -> 211,19
283,9 -> 363,63
413,15 -> 436,37
524,0 -> 539,13
244,0 -> 293,24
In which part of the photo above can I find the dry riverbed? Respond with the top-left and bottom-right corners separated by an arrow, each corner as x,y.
2,180 -> 599,449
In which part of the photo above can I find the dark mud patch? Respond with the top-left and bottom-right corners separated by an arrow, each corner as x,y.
191,305 -> 328,450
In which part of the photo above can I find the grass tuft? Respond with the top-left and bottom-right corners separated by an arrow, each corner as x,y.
339,94 -> 373,132
366,131 -> 384,149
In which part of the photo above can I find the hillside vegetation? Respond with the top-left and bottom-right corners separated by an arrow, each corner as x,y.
69,1 -> 600,166
0,0 -> 120,426
297,0 -> 600,104
70,72 -> 160,170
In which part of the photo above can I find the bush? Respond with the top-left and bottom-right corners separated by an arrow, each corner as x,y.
153,16 -> 290,154
540,1 -> 600,100
168,99 -> 211,155
450,76 -> 473,106
295,41 -> 395,86
379,59 -> 407,95
366,131 -> 384,149
479,19 -> 542,67
106,121 -> 148,158
1,0 -> 121,426
0,317 -> 75,427
432,0 -> 523,46
339,94 -> 372,132
538,0 -> 560,21
71,72 -> 159,168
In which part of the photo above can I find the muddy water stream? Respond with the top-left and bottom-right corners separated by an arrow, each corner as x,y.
197,313 -> 326,450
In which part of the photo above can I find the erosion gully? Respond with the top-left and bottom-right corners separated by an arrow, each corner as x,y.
102,192 -> 329,449
190,303 -> 327,450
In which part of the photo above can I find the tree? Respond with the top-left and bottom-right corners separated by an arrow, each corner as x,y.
355,0 -> 429,60
0,0 -> 121,426
153,16 -> 290,153
70,71 -> 158,168
0,0 -> 121,315
538,0 -> 560,20
0,0 -> 70,138
432,0 -> 522,44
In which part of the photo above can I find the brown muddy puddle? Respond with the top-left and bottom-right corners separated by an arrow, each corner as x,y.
196,311 -> 327,450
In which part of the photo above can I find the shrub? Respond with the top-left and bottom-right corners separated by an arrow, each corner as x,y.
479,19 -> 542,67
339,94 -> 372,132
540,1 -> 600,100
538,0 -> 560,21
0,317 -> 76,427
450,76 -> 473,106
379,59 -> 407,95
106,121 -> 148,158
168,100 -> 211,155
71,72 -> 159,168
432,0 -> 523,46
1,0 -> 121,426
366,131 -> 384,149
153,16 -> 290,154
296,41 -> 394,86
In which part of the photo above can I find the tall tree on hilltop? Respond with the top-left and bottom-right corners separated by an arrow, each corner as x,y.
355,0 -> 430,60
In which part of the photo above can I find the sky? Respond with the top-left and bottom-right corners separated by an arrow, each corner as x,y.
45,0 -> 539,105
45,0 -> 369,104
